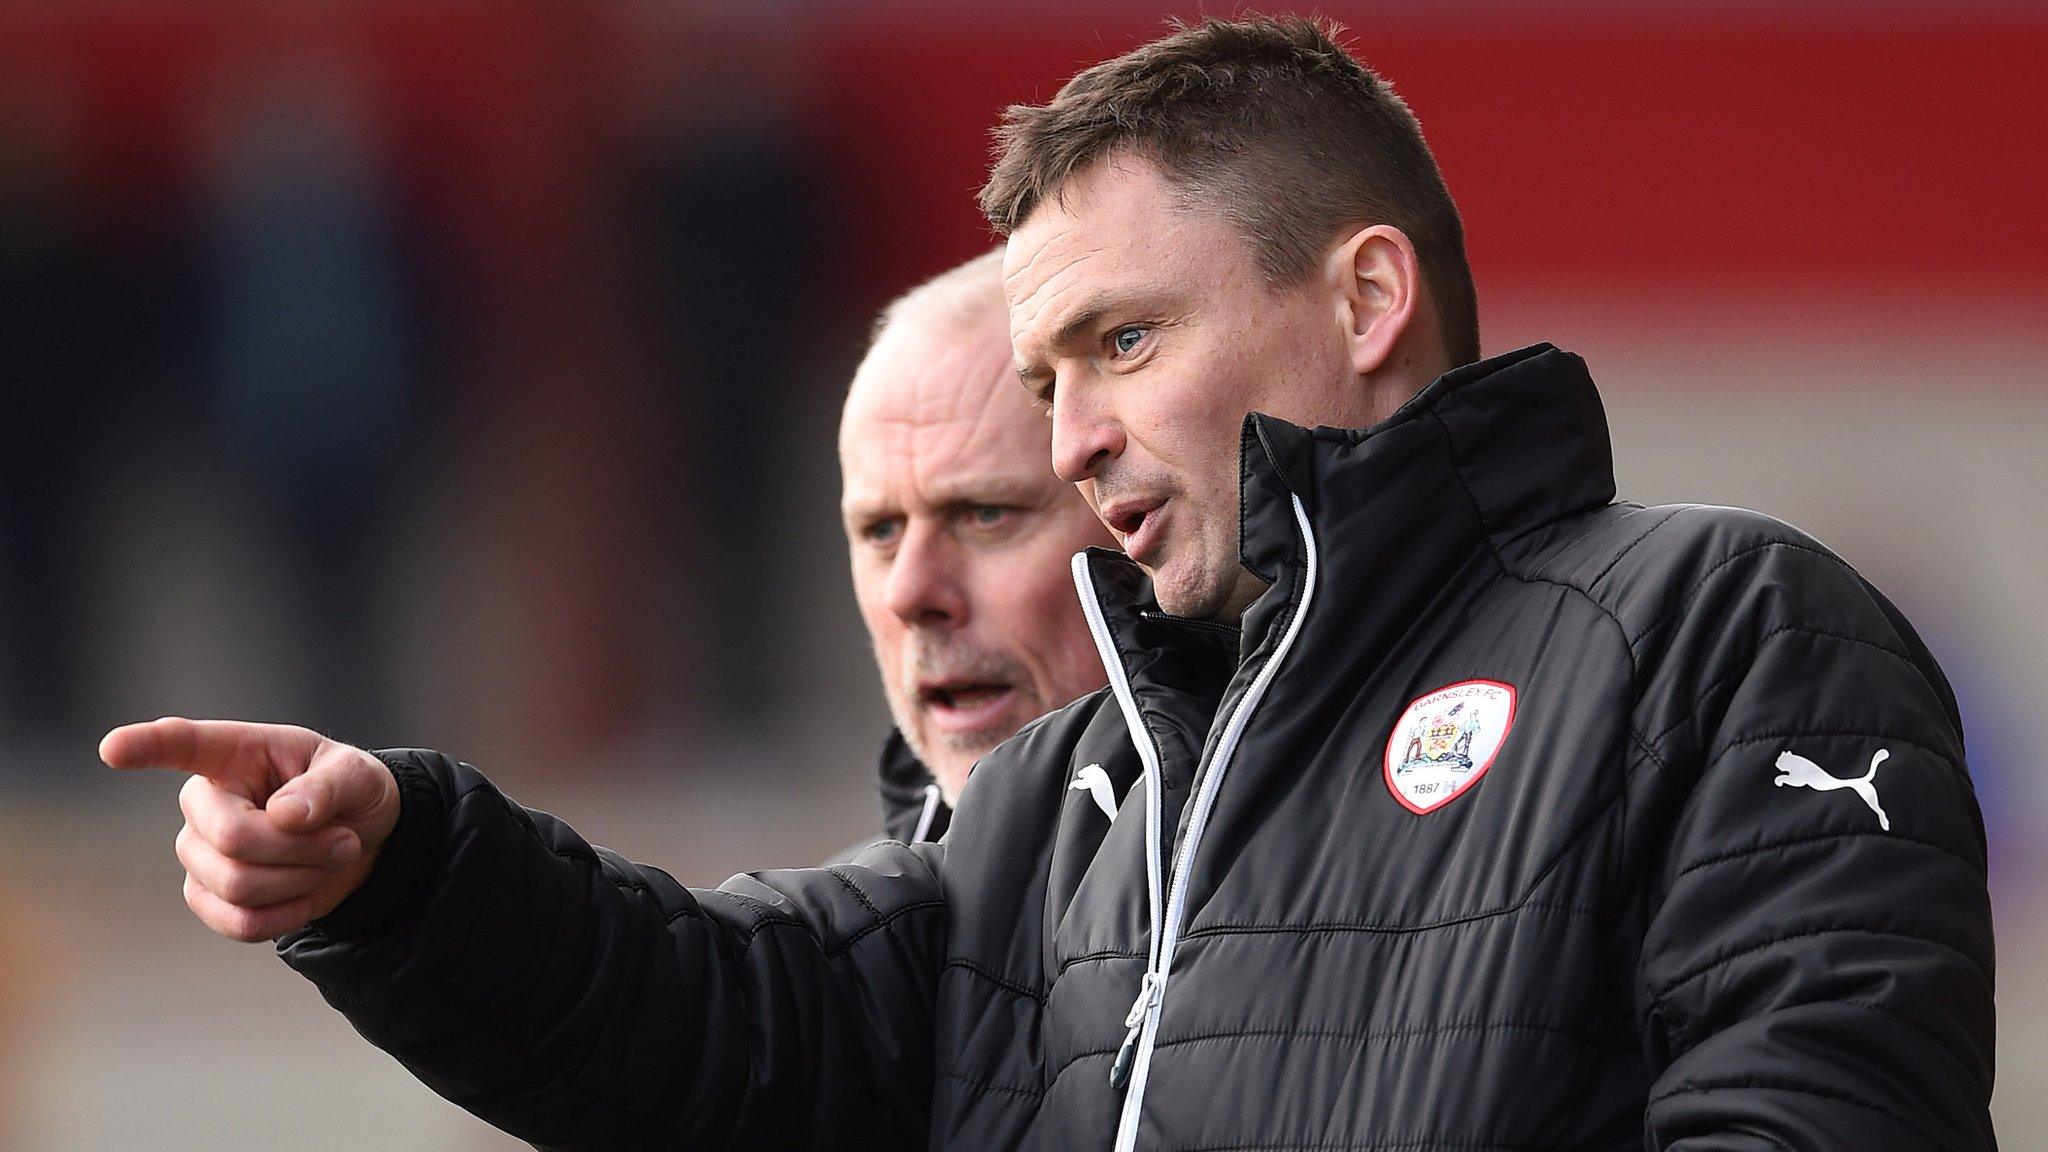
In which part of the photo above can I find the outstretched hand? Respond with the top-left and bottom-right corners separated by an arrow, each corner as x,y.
101,718 -> 401,942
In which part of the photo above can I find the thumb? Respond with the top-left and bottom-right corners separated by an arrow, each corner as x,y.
268,746 -> 392,832
265,784 -> 320,830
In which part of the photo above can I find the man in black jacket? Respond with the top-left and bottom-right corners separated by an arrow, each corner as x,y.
103,15 -> 1995,1151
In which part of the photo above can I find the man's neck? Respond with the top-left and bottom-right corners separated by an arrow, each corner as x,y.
1363,350 -> 1452,426
1214,570 -> 1271,627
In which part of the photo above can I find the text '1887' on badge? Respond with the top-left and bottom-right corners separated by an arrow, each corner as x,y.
1383,679 -> 1517,815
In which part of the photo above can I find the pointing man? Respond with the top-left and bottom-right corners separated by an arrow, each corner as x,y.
105,17 -> 1993,1151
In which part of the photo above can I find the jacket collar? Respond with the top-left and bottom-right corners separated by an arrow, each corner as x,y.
876,730 -> 950,843
1082,343 -> 1617,671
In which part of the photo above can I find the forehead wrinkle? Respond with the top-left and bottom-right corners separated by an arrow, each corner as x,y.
839,408 -> 915,515
1008,249 -> 1113,367
904,425 -> 1032,515
960,375 -> 1012,456
844,343 -> 1050,517
841,410 -> 964,516
1006,223 -> 1103,299
911,372 -> 1052,506
1002,222 -> 1078,296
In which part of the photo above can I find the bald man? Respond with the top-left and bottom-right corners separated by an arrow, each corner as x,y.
841,250 -> 1115,843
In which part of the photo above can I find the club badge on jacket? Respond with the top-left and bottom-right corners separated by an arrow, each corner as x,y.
1384,679 -> 1518,815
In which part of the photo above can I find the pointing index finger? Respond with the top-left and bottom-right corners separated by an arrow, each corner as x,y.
100,717 -> 261,778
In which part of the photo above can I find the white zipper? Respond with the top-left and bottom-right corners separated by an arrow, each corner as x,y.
1087,494 -> 1320,1152
1071,552 -> 1166,984
910,783 -> 942,843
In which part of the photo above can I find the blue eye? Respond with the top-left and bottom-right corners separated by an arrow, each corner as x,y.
1111,326 -> 1148,356
861,519 -> 902,546
971,505 -> 1008,527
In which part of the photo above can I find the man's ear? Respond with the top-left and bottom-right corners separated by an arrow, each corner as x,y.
1331,224 -> 1422,377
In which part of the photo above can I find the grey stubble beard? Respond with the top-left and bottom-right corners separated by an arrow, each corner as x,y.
892,634 -> 1036,773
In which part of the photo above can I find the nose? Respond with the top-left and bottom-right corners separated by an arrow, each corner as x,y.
1050,388 -> 1124,484
883,520 -> 969,627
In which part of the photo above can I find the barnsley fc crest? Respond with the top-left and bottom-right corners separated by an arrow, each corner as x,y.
1383,679 -> 1517,815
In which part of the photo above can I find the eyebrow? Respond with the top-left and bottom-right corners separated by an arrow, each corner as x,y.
843,475 -> 1047,520
928,475 -> 1047,506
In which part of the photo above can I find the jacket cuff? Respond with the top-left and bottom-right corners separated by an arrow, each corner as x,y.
303,750 -> 449,941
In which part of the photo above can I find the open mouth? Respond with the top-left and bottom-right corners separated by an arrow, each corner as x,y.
919,682 -> 1017,729
923,683 -> 1011,710
1099,497 -> 1167,561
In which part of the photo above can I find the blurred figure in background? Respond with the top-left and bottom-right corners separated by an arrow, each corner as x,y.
0,73 -> 97,745
840,249 -> 1115,842
201,59 -> 418,741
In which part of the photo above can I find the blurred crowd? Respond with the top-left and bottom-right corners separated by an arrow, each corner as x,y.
0,7 -> 868,776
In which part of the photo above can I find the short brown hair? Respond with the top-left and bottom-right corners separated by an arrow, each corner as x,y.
980,14 -> 1479,367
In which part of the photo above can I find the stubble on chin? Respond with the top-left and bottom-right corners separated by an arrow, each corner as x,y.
1147,547 -> 1236,621
907,713 -> 1016,805
928,686 -> 1038,761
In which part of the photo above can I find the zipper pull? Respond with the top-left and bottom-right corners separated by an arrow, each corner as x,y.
1109,972 -> 1162,1089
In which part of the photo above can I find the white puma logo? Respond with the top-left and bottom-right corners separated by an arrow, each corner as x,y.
1773,749 -> 1891,831
1070,763 -> 1119,821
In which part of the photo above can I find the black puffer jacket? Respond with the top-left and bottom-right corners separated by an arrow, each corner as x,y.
281,344 -> 1995,1151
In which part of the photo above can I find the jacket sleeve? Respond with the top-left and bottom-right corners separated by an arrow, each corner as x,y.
276,748 -> 948,1152
1631,536 -> 1996,1151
